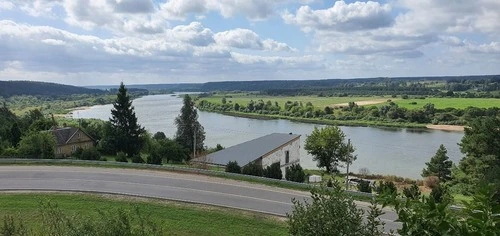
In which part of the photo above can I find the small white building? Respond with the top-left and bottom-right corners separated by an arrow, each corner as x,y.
204,133 -> 301,177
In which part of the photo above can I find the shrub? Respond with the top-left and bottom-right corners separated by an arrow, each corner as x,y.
402,184 -> 421,200
288,182 -> 384,236
285,164 -> 305,183
430,184 -> 451,203
18,132 -> 56,159
72,147 -> 84,159
242,162 -> 263,176
131,154 -> 145,163
424,176 -> 440,189
375,181 -> 397,195
79,147 -> 101,161
263,162 -> 282,179
357,180 -> 372,193
225,161 -> 241,174
115,152 -> 128,162
326,179 -> 333,187
1,147 -> 19,157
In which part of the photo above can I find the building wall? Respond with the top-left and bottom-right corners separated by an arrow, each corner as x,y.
56,130 -> 95,157
260,138 -> 300,178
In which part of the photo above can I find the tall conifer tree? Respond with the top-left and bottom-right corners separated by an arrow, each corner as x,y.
175,94 -> 205,156
110,82 -> 144,156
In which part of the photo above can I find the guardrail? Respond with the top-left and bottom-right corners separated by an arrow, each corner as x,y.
0,158 -> 374,198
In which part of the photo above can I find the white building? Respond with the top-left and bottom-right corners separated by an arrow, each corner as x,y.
204,133 -> 301,177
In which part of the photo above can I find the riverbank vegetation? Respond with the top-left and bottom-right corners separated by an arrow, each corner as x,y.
0,193 -> 287,236
196,92 -> 500,128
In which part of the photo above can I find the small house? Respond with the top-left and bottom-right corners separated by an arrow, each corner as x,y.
203,133 -> 301,178
51,127 -> 95,157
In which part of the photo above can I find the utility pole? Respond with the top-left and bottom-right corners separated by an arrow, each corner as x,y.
193,125 -> 196,159
345,138 -> 350,191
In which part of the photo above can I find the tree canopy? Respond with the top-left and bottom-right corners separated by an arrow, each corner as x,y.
304,126 -> 355,173
456,116 -> 500,194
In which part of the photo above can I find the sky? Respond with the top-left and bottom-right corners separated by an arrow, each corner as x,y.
0,0 -> 499,86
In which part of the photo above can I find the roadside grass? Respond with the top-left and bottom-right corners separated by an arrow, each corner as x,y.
201,94 -> 386,109
0,193 -> 288,236
392,97 -> 500,110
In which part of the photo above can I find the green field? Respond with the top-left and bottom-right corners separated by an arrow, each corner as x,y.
201,94 -> 500,110
200,94 -> 386,108
393,98 -> 500,109
0,193 -> 287,235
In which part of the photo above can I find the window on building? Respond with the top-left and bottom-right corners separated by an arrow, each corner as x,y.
72,145 -> 76,152
77,132 -> 81,138
285,151 -> 290,163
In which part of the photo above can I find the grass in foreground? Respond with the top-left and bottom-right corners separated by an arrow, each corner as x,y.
0,193 -> 288,236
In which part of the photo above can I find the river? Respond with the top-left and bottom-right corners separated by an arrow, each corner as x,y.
72,94 -> 464,179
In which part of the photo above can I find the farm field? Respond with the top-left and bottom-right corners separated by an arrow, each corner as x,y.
200,93 -> 388,108
0,193 -> 287,235
201,93 -> 500,110
393,98 -> 500,109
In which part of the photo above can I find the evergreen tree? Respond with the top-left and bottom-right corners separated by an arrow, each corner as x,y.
9,123 -> 22,147
175,95 -> 205,155
110,82 -> 145,156
422,144 -> 453,182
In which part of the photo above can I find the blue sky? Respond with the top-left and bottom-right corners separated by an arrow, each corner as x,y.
0,0 -> 499,85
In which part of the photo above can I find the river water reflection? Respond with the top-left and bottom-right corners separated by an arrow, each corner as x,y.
73,94 -> 464,179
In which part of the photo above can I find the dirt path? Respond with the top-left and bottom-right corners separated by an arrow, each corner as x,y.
331,99 -> 388,107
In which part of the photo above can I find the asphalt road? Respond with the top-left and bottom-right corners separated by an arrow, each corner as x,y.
0,166 -> 401,232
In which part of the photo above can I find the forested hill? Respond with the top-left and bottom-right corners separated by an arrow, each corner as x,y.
201,75 -> 500,92
0,81 -> 105,97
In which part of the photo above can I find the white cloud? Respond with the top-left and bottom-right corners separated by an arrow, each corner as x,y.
215,28 -> 296,52
283,1 -> 392,32
160,0 -> 299,20
0,0 -> 14,10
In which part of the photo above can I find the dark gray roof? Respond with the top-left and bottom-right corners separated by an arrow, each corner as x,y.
51,127 -> 79,145
205,133 -> 300,166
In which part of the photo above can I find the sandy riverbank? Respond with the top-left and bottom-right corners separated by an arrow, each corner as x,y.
426,124 -> 465,132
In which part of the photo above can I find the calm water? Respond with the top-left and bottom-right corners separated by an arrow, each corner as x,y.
73,94 -> 464,179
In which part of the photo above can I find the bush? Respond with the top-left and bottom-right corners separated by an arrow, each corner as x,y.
263,162 -> 282,179
374,181 -> 397,195
79,147 -> 101,161
115,152 -> 128,162
18,132 -> 56,159
225,161 -> 241,174
424,176 -> 440,189
241,162 -> 263,176
430,184 -> 450,203
131,154 -> 145,163
1,147 -> 19,157
326,179 -> 333,187
288,182 -> 384,236
357,180 -> 372,193
72,147 -> 84,159
285,164 -> 306,183
402,184 -> 421,200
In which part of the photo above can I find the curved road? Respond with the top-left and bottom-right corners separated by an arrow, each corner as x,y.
0,166 -> 400,231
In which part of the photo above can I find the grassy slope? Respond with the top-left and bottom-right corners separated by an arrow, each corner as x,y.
0,193 -> 287,236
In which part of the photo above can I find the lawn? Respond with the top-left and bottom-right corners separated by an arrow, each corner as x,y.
0,193 -> 288,236
200,93 -> 387,109
393,98 -> 500,109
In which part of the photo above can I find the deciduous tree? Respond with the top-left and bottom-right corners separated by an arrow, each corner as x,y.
304,126 -> 355,173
